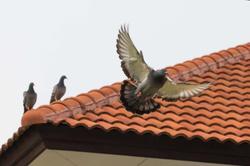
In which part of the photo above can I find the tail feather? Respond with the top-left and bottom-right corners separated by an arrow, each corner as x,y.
120,80 -> 160,114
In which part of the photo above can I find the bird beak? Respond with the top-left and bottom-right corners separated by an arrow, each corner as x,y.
166,75 -> 173,81
164,71 -> 174,82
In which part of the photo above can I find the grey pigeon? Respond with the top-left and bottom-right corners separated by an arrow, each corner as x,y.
117,25 -> 210,114
50,75 -> 67,103
23,82 -> 37,113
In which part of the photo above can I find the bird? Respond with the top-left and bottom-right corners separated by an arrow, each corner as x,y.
50,75 -> 67,103
116,25 -> 210,114
23,82 -> 37,113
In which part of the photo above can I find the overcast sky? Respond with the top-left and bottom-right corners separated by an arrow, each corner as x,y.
0,0 -> 249,145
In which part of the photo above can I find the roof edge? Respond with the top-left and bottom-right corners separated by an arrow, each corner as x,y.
166,43 -> 250,81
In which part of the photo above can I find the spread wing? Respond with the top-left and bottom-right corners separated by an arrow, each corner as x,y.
158,80 -> 210,100
116,25 -> 152,83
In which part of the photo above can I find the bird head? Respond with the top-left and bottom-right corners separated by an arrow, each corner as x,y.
153,69 -> 167,84
28,82 -> 35,91
29,82 -> 35,87
59,75 -> 67,85
61,75 -> 67,80
157,69 -> 166,77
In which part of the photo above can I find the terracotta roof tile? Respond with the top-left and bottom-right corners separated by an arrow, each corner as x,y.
0,127 -> 29,156
2,43 -> 250,156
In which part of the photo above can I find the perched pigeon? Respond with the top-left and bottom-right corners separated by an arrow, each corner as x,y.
117,25 -> 210,114
50,75 -> 67,103
23,82 -> 37,113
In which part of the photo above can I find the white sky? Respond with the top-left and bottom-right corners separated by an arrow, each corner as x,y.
0,0 -> 249,145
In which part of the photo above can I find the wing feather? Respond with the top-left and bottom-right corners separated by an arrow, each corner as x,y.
116,25 -> 152,83
50,85 -> 57,103
158,80 -> 210,100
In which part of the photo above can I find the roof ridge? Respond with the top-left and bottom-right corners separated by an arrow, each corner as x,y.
166,43 -> 250,81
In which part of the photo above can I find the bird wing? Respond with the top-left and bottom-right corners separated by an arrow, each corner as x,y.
116,25 -> 152,83
23,91 -> 28,112
56,86 -> 66,100
23,91 -> 37,112
157,80 -> 210,100
33,92 -> 37,106
23,91 -> 27,106
23,91 -> 27,97
23,91 -> 27,100
50,85 -> 57,103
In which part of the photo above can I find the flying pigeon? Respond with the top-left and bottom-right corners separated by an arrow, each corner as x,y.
117,25 -> 210,114
50,75 -> 67,103
23,82 -> 37,113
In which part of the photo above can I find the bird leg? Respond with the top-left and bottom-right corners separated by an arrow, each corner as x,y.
136,91 -> 142,97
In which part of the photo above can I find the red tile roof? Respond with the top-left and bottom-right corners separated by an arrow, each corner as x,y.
1,43 -> 250,157
19,43 -> 250,144
0,43 -> 246,155
0,127 -> 28,156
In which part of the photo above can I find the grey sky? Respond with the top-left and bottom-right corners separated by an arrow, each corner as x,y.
0,0 -> 249,145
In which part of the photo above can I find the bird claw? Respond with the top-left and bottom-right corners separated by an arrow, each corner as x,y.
136,91 -> 142,97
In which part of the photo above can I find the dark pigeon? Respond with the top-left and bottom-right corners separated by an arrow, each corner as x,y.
117,25 -> 210,114
50,75 -> 67,103
23,82 -> 37,113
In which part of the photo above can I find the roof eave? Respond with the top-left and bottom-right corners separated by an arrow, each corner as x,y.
1,124 -> 250,166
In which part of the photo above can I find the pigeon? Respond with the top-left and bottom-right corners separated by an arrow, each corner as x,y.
50,75 -> 67,103
116,25 -> 210,114
23,82 -> 37,113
